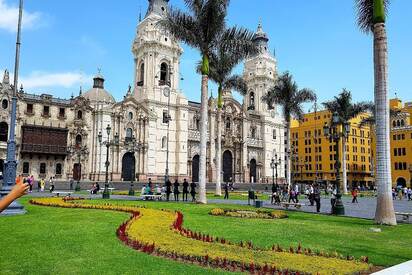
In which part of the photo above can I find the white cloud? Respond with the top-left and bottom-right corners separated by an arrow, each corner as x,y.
0,0 -> 42,32
19,71 -> 92,90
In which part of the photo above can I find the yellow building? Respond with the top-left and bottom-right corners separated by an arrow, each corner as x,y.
390,98 -> 412,187
290,110 -> 374,188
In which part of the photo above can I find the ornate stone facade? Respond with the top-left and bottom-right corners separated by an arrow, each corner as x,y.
0,0 -> 285,184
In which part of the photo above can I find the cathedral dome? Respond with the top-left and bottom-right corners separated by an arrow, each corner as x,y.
83,73 -> 115,104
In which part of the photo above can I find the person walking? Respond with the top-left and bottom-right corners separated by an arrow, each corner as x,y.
224,183 -> 229,200
407,188 -> 412,201
165,179 -> 172,201
37,177 -> 41,192
27,175 -> 33,193
49,177 -> 55,193
182,179 -> 189,202
271,184 -> 278,204
173,179 -> 180,202
309,184 -> 314,206
69,178 -> 74,191
40,178 -> 45,192
294,184 -> 300,203
351,188 -> 358,203
314,184 -> 321,213
190,181 -> 196,202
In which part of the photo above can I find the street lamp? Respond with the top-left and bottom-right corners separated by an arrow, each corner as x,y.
98,125 -> 119,199
0,0 -> 25,215
163,86 -> 172,183
323,112 -> 350,215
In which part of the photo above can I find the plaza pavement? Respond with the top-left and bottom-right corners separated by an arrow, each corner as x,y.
26,191 -> 412,223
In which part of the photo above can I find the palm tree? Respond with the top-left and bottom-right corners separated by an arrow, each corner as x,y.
322,89 -> 373,194
163,0 -> 249,203
262,72 -> 316,189
355,0 -> 396,225
201,30 -> 256,196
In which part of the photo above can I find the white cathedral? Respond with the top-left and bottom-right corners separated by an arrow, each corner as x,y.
0,0 -> 286,184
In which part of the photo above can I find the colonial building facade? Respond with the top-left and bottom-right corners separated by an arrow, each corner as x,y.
0,0 -> 285,184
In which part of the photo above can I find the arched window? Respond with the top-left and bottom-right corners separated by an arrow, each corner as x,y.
195,118 -> 200,130
128,112 -> 133,120
139,63 -> 145,85
75,135 -> 82,148
23,162 -> 30,174
162,136 -> 167,148
0,122 -> 8,142
160,62 -> 168,84
273,129 -> 277,140
397,120 -> 400,127
392,121 -> 396,127
55,163 -> 62,175
251,127 -> 256,139
225,117 -> 231,131
2,99 -> 8,109
40,163 -> 46,174
126,128 -> 133,140
401,120 -> 405,126
249,92 -> 255,109
77,110 -> 83,120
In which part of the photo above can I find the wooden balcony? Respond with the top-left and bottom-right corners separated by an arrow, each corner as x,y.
21,143 -> 68,156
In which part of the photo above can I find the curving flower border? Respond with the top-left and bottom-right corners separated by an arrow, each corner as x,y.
30,198 -> 371,274
209,208 -> 288,219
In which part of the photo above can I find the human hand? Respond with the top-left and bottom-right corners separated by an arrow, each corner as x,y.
10,181 -> 29,200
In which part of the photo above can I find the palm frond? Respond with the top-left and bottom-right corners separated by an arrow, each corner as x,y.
355,0 -> 390,33
224,75 -> 248,95
262,72 -> 316,120
161,9 -> 201,49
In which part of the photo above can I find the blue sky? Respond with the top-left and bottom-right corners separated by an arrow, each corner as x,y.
0,0 -> 411,110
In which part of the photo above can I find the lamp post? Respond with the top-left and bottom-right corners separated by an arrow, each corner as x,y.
323,112 -> 350,215
155,68 -> 173,183
163,87 -> 171,183
98,125 -> 119,199
0,0 -> 25,215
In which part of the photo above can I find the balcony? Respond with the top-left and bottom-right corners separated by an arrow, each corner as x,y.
21,143 -> 68,156
158,80 -> 171,87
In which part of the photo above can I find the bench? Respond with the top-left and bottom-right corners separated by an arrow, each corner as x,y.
141,194 -> 164,201
98,187 -> 115,194
395,212 -> 412,221
280,202 -> 304,209
52,191 -> 72,197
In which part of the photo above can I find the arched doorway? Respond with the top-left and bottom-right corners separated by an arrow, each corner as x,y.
122,152 -> 136,181
396,177 -> 407,188
192,155 -> 200,183
73,163 -> 81,181
250,159 -> 257,183
223,150 -> 233,183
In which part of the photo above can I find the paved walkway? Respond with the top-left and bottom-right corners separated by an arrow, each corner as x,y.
26,192 -> 412,223
209,195 -> 412,223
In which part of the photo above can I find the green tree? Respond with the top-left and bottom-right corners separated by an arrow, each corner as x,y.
203,29 -> 256,196
163,0 -> 248,203
262,72 -> 316,189
355,0 -> 396,225
322,89 -> 373,194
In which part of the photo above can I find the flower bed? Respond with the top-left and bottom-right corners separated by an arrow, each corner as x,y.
30,198 -> 371,274
210,208 -> 288,219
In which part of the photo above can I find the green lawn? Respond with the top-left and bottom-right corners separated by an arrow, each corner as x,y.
0,197 -> 410,274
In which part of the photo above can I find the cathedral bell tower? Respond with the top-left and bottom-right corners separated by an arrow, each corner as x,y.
243,22 -> 277,117
132,0 -> 183,101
